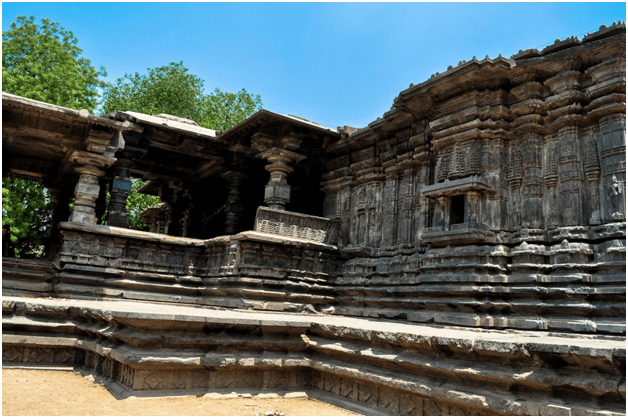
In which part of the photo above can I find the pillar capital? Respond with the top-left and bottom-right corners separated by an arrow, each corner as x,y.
255,147 -> 306,211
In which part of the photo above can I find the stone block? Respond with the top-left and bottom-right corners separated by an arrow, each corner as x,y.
358,382 -> 379,406
214,369 -> 236,389
339,377 -> 359,400
264,370 -> 289,388
237,369 -> 264,388
399,393 -> 424,415
424,399 -> 450,416
377,386 -> 401,413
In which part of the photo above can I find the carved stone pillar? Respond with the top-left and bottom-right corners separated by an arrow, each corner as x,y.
544,144 -> 559,229
556,125 -> 585,226
68,151 -> 116,224
108,147 -> 146,228
508,144 -> 523,229
252,132 -> 306,211
221,171 -> 246,234
434,196 -> 447,230
583,126 -> 602,224
465,191 -> 481,224
259,148 -> 305,209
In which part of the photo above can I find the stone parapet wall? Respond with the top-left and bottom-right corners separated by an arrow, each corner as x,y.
3,297 -> 625,416
2,222 -> 340,313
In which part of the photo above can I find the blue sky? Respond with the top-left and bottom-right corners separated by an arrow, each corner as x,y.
2,2 -> 626,129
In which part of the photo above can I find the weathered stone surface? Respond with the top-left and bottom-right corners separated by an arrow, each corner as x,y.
2,296 -> 625,415
2,22 -> 626,417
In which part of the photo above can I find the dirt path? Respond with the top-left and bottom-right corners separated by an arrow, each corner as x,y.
2,369 -> 357,416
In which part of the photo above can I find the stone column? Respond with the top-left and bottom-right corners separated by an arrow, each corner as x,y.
508,144 -> 523,230
544,144 -> 559,229
465,191 -> 481,224
257,147 -> 305,210
556,125 -> 585,226
68,151 -> 116,225
544,70 -> 585,227
433,196 -> 447,231
583,126 -> 602,225
221,171 -> 246,234
251,132 -> 306,211
108,147 -> 146,228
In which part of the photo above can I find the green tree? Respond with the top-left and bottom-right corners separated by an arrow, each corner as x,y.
2,15 -> 107,113
100,63 -> 262,230
101,62 -> 262,130
2,178 -> 53,258
100,179 -> 161,230
126,179 -> 160,230
101,62 -> 205,121
200,87 -> 263,131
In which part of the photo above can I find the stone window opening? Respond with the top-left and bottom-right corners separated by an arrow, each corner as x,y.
450,194 -> 465,225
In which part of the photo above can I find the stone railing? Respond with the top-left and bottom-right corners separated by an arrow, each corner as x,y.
254,206 -> 339,245
450,222 -> 490,231
2,221 -> 340,313
422,226 -> 444,234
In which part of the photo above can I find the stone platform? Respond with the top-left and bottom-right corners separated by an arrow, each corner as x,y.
3,296 -> 625,416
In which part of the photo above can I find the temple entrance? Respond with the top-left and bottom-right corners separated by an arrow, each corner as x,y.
450,194 -> 465,225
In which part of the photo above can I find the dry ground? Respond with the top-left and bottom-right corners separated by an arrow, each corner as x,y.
2,369 -> 357,416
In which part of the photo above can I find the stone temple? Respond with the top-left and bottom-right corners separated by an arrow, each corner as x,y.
2,23 -> 626,415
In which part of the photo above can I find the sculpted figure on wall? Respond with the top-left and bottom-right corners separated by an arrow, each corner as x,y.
609,175 -> 624,221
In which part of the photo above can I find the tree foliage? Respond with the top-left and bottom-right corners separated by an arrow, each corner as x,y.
2,178 -> 53,258
126,179 -> 161,231
200,87 -> 263,131
101,62 -> 262,130
101,62 -> 205,121
2,15 -> 107,113
3,17 -> 263,249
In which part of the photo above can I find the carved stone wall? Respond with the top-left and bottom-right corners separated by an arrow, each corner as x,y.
254,206 -> 339,245
320,23 -> 626,334
2,222 -> 340,313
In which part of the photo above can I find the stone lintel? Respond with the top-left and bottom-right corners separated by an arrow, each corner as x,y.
422,176 -> 494,198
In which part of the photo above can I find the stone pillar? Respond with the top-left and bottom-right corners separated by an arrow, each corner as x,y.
556,125 -> 585,226
465,191 -> 481,224
108,147 -> 146,228
68,151 -> 116,225
583,126 -> 602,225
544,144 -> 559,229
520,132 -> 544,229
433,196 -> 447,231
544,70 -> 585,227
222,171 -> 246,234
257,147 -> 305,210
508,144 -> 523,229
251,132 -> 306,211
